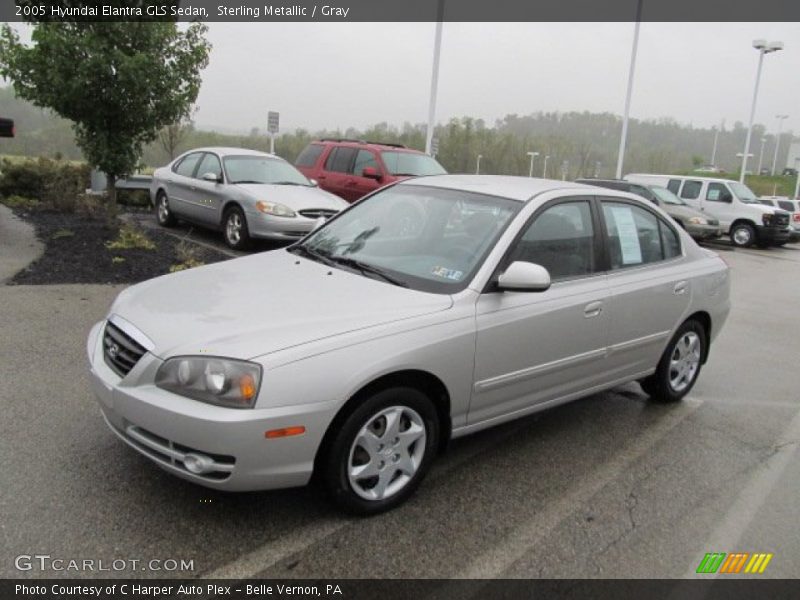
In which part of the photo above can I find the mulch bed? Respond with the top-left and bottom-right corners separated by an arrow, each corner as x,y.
7,208 -> 230,285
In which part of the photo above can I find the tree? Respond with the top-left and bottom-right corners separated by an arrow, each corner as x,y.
158,113 -> 195,161
0,20 -> 210,200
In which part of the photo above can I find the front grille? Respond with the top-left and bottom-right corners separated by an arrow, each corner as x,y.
123,424 -> 235,481
774,213 -> 790,228
103,321 -> 146,377
298,209 -> 338,220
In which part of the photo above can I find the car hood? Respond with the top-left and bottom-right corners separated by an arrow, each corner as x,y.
664,203 -> 714,222
108,250 -> 452,360
235,183 -> 347,210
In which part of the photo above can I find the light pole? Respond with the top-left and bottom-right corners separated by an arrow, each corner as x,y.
771,114 -> 789,176
615,0 -> 643,179
740,39 -> 783,183
542,155 -> 550,178
561,160 -> 569,181
794,158 -> 800,199
710,126 -> 720,166
757,136 -> 767,175
425,0 -> 445,156
476,154 -> 482,175
527,151 -> 539,177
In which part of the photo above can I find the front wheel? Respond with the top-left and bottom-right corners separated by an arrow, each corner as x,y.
321,387 -> 439,515
730,222 -> 756,248
223,206 -> 251,250
641,319 -> 706,403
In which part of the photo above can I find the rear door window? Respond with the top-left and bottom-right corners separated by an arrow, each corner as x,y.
324,147 -> 357,173
680,180 -> 702,200
174,153 -> 202,177
602,201 -> 681,269
667,179 -> 681,194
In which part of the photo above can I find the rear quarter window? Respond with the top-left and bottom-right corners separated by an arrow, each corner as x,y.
295,144 -> 324,168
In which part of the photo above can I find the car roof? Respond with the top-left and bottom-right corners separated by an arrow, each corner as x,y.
627,173 -> 735,185
182,147 -> 280,159
399,175 -> 608,202
311,139 -> 421,153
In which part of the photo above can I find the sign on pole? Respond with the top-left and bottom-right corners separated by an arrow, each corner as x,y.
430,136 -> 439,157
267,111 -> 279,154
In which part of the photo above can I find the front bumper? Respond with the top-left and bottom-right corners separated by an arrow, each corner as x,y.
244,210 -> 323,242
685,222 -> 722,241
754,225 -> 791,245
87,321 -> 336,492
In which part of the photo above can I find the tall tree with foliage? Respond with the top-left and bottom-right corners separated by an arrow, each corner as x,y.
0,19 -> 210,199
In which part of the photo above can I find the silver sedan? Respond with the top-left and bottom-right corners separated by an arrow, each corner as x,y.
90,175 -> 730,514
150,147 -> 348,249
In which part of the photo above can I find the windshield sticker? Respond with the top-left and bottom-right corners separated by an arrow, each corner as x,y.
608,206 -> 643,265
431,266 -> 464,281
707,189 -> 720,201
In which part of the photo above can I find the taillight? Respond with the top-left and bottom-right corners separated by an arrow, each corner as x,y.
793,213 -> 800,223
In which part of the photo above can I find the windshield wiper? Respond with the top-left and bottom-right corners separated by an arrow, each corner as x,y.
288,244 -> 336,266
271,181 -> 308,186
327,256 -> 409,288
232,180 -> 264,184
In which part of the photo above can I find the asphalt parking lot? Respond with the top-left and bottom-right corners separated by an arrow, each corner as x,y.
1,241 -> 799,580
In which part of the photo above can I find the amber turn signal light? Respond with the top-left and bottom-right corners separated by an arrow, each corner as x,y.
265,426 -> 306,439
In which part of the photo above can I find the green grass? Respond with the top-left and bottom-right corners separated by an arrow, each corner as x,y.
0,195 -> 40,210
106,225 -> 156,251
51,229 -> 75,239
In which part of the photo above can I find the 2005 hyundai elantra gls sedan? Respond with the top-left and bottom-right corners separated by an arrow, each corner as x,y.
150,147 -> 348,250
88,175 -> 730,514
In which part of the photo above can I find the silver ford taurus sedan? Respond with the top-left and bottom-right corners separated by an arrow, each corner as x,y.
89,175 -> 730,514
150,147 -> 348,249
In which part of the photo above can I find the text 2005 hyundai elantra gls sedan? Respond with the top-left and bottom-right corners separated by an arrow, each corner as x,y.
88,175 -> 730,514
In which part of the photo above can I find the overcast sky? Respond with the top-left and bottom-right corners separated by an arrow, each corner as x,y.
193,22 -> 800,136
7,21 -> 800,135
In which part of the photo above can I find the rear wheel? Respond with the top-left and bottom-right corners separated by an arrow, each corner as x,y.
156,191 -> 177,227
729,222 -> 756,248
223,206 -> 251,250
641,319 -> 706,403
321,387 -> 439,515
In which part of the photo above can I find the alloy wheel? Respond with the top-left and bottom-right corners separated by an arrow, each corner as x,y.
668,331 -> 701,393
226,212 -> 242,245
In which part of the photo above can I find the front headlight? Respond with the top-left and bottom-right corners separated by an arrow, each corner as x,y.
688,216 -> 709,225
155,357 -> 262,408
256,200 -> 296,218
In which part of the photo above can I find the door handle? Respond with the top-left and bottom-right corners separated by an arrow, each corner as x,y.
673,281 -> 688,295
583,301 -> 603,318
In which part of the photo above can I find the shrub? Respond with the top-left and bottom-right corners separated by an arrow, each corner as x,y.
170,238 -> 205,272
0,195 -> 39,210
0,157 -> 91,212
106,225 -> 156,251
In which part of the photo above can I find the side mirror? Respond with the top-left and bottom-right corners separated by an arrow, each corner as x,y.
497,261 -> 551,292
362,167 -> 382,180
308,178 -> 319,187
202,172 -> 221,183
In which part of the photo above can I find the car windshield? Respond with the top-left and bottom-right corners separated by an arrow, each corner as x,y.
292,185 -> 520,293
650,186 -> 686,206
380,151 -> 447,177
729,181 -> 760,204
224,156 -> 312,185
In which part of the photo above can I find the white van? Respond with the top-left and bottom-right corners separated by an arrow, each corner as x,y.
624,174 -> 791,248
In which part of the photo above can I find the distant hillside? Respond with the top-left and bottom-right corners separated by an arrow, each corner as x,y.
1,86 -> 794,179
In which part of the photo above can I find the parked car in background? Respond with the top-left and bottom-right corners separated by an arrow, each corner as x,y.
89,175 -> 730,514
575,178 -> 722,242
0,117 -> 14,138
295,138 -> 447,202
625,174 -> 791,248
150,147 -> 348,250
757,197 -> 800,245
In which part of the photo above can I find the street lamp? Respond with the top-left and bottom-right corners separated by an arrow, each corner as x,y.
561,160 -> 569,181
542,155 -> 550,178
476,154 -> 482,175
794,158 -> 800,199
771,114 -> 789,176
739,39 -> 784,183
424,0 -> 445,156
615,0 -> 643,179
757,136 -> 767,175
527,151 -> 539,177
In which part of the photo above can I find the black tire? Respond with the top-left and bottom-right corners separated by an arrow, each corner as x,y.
222,205 -> 251,250
729,222 -> 756,248
321,387 -> 439,515
641,319 -> 707,403
155,191 -> 177,227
